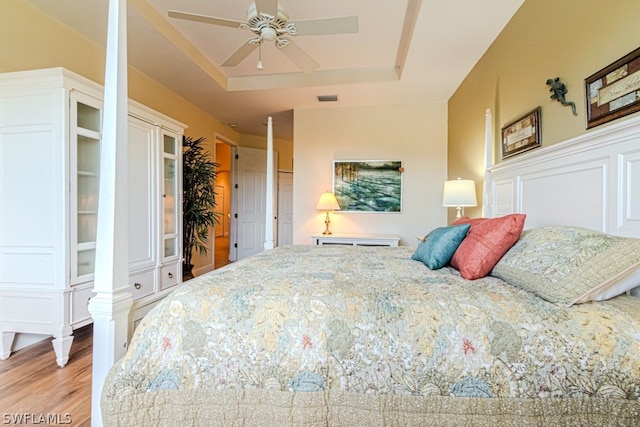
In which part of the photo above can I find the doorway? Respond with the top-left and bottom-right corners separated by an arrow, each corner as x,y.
214,138 -> 233,269
213,142 -> 293,267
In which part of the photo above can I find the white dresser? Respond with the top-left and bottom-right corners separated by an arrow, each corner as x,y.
311,233 -> 401,247
0,68 -> 184,366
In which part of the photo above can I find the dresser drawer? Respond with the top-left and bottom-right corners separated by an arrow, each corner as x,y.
71,284 -> 96,327
160,263 -> 179,290
129,270 -> 155,299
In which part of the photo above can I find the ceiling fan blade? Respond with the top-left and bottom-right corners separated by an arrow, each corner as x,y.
278,38 -> 319,73
221,41 -> 259,67
289,16 -> 359,35
254,0 -> 279,18
168,10 -> 244,29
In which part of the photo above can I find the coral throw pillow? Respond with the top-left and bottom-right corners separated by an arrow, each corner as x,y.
450,214 -> 526,280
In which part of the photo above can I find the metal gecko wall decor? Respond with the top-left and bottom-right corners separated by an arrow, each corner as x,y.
546,77 -> 577,115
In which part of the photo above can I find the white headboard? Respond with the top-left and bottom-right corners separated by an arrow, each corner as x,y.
486,115 -> 640,239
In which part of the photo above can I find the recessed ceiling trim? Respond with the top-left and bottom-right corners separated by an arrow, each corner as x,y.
227,66 -> 400,91
129,0 -> 228,90
395,0 -> 423,78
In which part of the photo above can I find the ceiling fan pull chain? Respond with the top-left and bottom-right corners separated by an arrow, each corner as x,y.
257,42 -> 264,70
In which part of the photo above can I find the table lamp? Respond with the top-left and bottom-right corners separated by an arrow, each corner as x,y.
443,178 -> 477,219
316,191 -> 340,235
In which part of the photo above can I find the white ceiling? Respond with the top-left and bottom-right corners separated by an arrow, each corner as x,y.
26,0 -> 524,140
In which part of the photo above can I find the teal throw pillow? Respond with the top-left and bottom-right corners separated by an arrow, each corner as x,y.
412,223 -> 471,269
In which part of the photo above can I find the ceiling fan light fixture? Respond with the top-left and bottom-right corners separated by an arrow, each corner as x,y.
261,26 -> 277,41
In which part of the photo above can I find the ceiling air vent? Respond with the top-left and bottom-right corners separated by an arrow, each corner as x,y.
317,95 -> 338,102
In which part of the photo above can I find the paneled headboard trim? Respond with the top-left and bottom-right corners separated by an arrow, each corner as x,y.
486,115 -> 640,238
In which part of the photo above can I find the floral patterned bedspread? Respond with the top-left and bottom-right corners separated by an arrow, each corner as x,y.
104,245 -> 640,402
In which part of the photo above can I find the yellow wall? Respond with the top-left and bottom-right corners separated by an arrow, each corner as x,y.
1,0 -> 242,273
448,0 -> 640,221
1,1 -> 239,144
293,104 -> 448,245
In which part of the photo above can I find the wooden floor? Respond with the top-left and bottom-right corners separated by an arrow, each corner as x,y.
215,234 -> 232,269
0,325 -> 92,426
0,244 -> 230,427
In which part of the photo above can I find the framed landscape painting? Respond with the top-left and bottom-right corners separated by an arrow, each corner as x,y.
333,160 -> 403,212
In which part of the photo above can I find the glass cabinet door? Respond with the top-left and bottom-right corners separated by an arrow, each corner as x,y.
71,93 -> 102,283
162,131 -> 180,261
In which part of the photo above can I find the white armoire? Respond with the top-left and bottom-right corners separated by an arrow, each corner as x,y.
0,67 -> 184,367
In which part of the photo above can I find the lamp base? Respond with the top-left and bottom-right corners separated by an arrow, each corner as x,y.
322,211 -> 332,235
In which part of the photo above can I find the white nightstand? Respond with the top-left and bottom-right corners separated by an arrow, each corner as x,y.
311,232 -> 401,247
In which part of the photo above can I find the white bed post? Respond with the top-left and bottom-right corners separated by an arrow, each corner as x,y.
88,0 -> 132,425
264,116 -> 275,250
483,108 -> 494,217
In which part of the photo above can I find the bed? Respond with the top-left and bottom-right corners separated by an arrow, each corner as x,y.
101,224 -> 640,425
101,116 -> 640,425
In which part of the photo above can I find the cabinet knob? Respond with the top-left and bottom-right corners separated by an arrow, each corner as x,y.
134,282 -> 141,290
168,272 -> 173,278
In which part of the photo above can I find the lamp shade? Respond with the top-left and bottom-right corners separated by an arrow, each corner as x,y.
316,191 -> 340,211
442,179 -> 477,207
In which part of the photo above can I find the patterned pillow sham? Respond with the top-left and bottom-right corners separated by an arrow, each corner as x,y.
490,226 -> 640,306
449,214 -> 526,280
412,223 -> 471,269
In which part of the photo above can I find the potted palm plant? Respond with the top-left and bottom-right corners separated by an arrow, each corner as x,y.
182,135 -> 219,280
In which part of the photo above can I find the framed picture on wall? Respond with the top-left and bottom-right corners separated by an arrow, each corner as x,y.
501,107 -> 541,159
585,47 -> 640,129
333,160 -> 403,212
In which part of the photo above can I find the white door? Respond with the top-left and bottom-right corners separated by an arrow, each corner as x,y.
127,115 -> 156,272
277,172 -> 294,246
236,147 -> 267,260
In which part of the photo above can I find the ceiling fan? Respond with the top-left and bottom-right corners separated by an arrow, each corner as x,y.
168,0 -> 358,73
